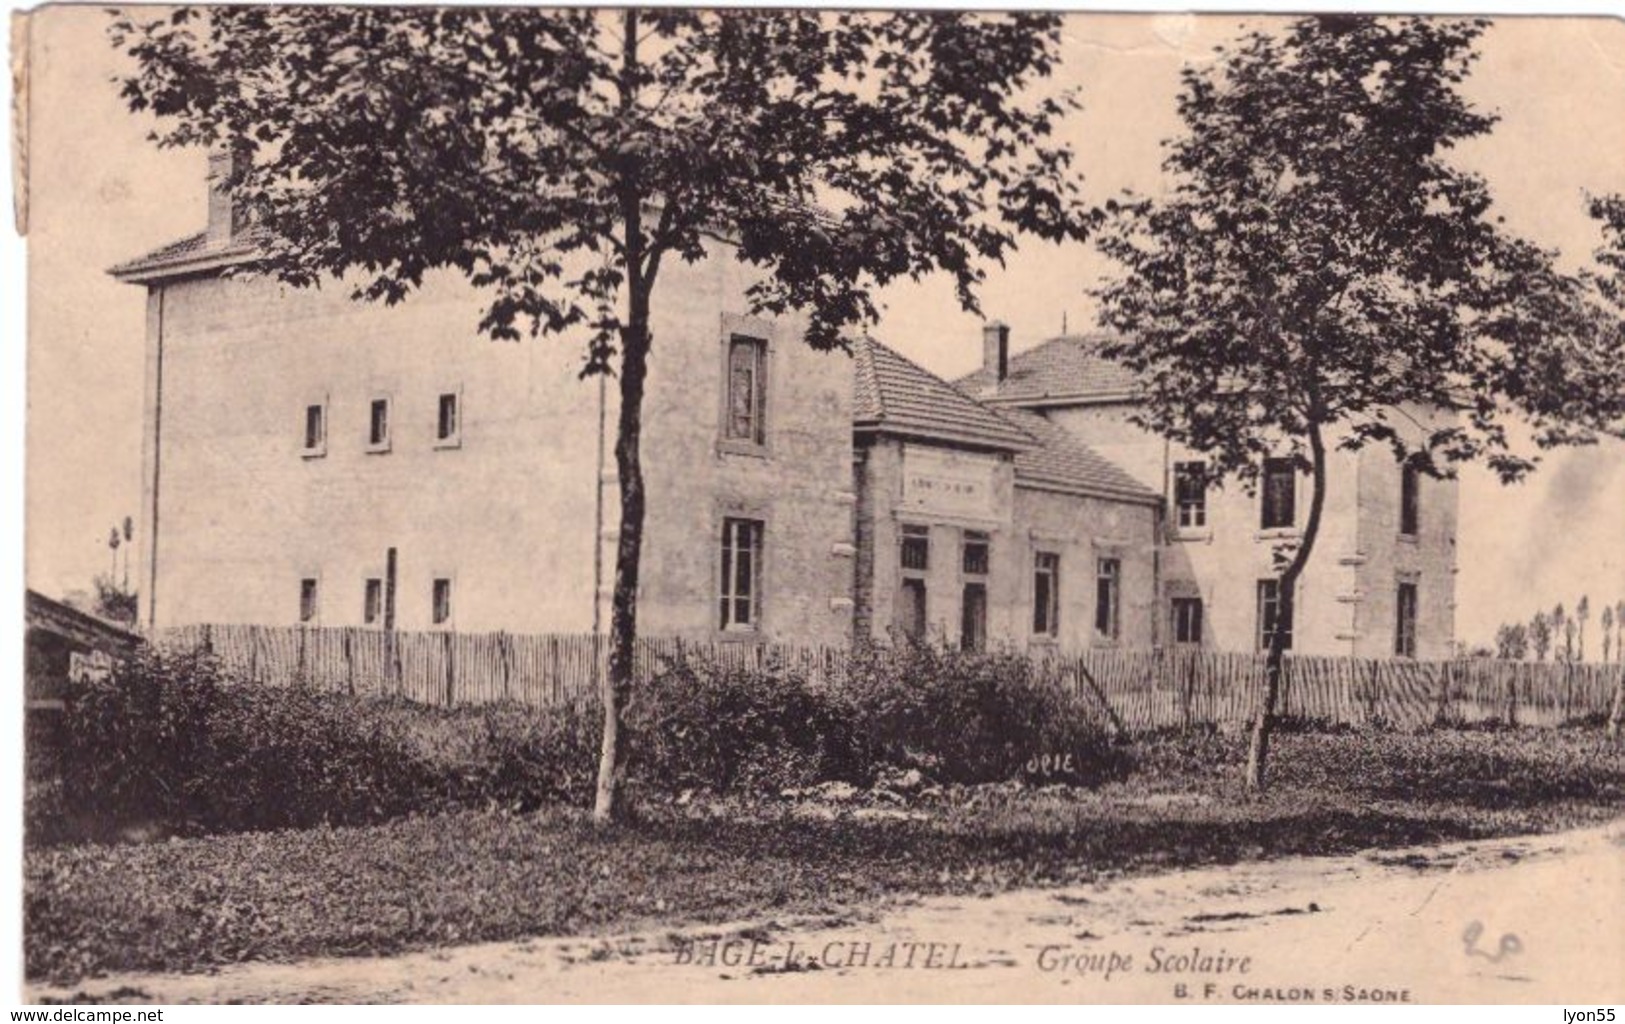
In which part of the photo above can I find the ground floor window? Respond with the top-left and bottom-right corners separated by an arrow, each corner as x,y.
1257,578 -> 1293,651
1095,557 -> 1121,640
363,578 -> 382,625
299,578 -> 319,624
432,578 -> 453,626
1171,596 -> 1203,645
720,517 -> 764,631
1033,552 -> 1060,637
1395,580 -> 1419,658
961,582 -> 987,651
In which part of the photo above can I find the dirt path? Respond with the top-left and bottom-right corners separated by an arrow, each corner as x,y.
35,819 -> 1625,1004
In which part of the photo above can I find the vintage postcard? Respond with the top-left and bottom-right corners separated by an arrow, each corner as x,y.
12,4 -> 1625,1006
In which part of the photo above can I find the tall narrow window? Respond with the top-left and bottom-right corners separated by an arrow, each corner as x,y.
1400,460 -> 1421,537
1095,557 -> 1121,640
1257,579 -> 1294,651
1033,552 -> 1060,637
720,517 -> 765,630
1261,457 -> 1297,529
1171,597 -> 1204,645
363,578 -> 383,626
368,397 -> 391,451
302,403 -> 326,456
897,525 -> 930,640
1173,461 -> 1207,529
961,530 -> 989,652
432,578 -> 452,626
437,391 -> 461,446
724,335 -> 768,446
299,578 -> 319,624
1395,581 -> 1419,658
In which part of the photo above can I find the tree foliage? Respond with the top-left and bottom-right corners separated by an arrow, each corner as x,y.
1091,16 -> 1624,787
108,7 -> 1093,820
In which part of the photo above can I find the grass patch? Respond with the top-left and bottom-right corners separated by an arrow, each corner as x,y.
26,727 -> 1625,985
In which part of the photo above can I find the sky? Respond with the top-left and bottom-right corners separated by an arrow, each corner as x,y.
16,8 -> 1625,648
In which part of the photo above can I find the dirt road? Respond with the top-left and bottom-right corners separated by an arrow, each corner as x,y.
36,819 -> 1625,1004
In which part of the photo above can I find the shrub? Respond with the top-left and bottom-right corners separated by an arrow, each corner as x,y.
841,643 -> 1122,785
625,654 -> 866,793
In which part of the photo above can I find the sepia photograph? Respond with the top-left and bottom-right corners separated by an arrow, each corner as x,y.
9,2 -> 1625,1006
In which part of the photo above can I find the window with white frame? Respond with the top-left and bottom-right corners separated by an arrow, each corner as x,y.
1171,596 -> 1204,645
720,517 -> 764,631
436,390 -> 461,447
1257,578 -> 1294,651
1033,551 -> 1060,638
1095,557 -> 1121,640
363,578 -> 383,626
431,577 -> 453,626
723,335 -> 768,447
299,578 -> 320,624
302,401 -> 327,457
1173,461 -> 1207,529
1395,581 -> 1419,658
367,396 -> 392,452
1260,457 -> 1297,529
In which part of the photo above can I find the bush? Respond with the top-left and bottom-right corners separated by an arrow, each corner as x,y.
52,649 -> 601,843
841,643 -> 1122,785
626,654 -> 866,793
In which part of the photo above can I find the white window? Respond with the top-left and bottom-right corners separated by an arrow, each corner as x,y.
719,517 -> 764,631
1173,461 -> 1206,529
1258,578 -> 1294,651
1396,581 -> 1419,658
1261,457 -> 1297,530
1033,551 -> 1060,638
1095,557 -> 1121,640
897,524 -> 931,640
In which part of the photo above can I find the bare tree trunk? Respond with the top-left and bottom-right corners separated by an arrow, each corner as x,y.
1245,421 -> 1328,791
593,7 -> 650,826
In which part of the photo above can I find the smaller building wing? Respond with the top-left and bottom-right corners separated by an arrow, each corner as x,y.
853,338 -> 1036,451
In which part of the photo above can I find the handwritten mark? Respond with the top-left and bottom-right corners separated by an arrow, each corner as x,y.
1462,921 -> 1523,964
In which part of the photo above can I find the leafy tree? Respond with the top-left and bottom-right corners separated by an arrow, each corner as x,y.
92,574 -> 139,628
1494,622 -> 1527,661
1093,16 -> 1625,789
110,7 -> 1093,821
1530,612 -> 1552,662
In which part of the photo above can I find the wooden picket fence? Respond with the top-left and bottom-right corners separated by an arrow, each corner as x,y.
151,624 -> 1625,734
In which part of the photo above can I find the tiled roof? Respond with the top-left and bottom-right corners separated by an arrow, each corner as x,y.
1001,408 -> 1161,506
958,332 -> 1143,405
109,229 -> 260,281
853,338 -> 1036,451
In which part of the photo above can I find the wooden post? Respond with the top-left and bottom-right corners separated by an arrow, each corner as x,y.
344,628 -> 355,697
498,632 -> 512,703
1505,662 -> 1519,727
443,630 -> 456,707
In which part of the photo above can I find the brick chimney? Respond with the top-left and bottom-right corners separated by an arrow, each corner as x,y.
205,144 -> 246,246
982,320 -> 1010,383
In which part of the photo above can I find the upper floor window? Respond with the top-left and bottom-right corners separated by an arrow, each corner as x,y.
367,396 -> 392,453
1395,581 -> 1419,658
1257,578 -> 1294,651
1260,457 -> 1297,530
1173,461 -> 1207,529
723,335 -> 768,447
720,517 -> 764,631
1095,557 -> 1121,640
302,402 -> 327,457
962,530 -> 990,576
436,391 -> 462,448
432,578 -> 453,626
299,578 -> 319,624
901,524 -> 930,573
1400,459 -> 1421,537
1033,551 -> 1060,638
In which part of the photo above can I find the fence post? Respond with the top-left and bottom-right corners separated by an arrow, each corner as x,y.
498,632 -> 512,703
1434,660 -> 1452,726
297,626 -> 308,689
344,628 -> 355,697
201,623 -> 214,657
443,630 -> 456,707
